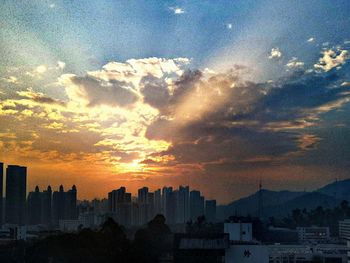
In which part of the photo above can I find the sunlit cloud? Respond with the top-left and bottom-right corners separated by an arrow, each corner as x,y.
169,6 -> 185,15
269,48 -> 282,59
314,48 -> 349,72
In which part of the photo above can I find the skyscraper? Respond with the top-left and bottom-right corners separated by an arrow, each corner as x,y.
154,189 -> 162,215
190,190 -> 204,221
162,186 -> 173,219
65,185 -> 77,220
27,186 -> 42,224
176,186 -> 189,224
205,200 -> 216,223
6,165 -> 27,225
52,185 -> 77,226
52,185 -> 65,226
108,187 -> 132,226
138,187 -> 149,225
41,186 -> 52,225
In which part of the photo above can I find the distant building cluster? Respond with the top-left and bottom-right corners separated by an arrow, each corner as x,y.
0,162 -> 216,233
106,186 -> 216,227
0,162 -> 77,229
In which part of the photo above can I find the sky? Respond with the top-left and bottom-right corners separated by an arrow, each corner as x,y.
0,0 -> 350,203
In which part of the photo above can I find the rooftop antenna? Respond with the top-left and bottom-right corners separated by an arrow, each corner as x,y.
258,177 -> 263,219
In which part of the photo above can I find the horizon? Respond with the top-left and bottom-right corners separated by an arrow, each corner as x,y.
1,161 -> 346,206
1,1 -> 350,204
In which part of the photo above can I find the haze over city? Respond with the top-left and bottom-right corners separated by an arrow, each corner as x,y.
1,0 -> 350,204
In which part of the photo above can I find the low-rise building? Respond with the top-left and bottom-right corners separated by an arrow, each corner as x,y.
339,219 -> 350,241
224,222 -> 253,242
297,226 -> 330,243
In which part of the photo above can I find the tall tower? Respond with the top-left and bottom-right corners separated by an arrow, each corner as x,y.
258,179 -> 263,219
6,165 -> 27,225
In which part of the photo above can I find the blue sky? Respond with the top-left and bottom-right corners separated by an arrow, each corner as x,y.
0,0 -> 350,202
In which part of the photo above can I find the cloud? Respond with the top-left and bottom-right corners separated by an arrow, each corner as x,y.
286,57 -> 304,69
63,75 -> 139,107
269,48 -> 282,59
16,89 -> 66,106
2,51 -> 350,202
57,61 -> 66,70
226,23 -> 233,30
2,76 -> 18,84
169,7 -> 185,15
35,65 -> 47,74
314,48 -> 349,72
145,57 -> 350,173
60,57 -> 189,107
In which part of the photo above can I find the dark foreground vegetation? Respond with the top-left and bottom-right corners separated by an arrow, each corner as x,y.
22,215 -> 171,263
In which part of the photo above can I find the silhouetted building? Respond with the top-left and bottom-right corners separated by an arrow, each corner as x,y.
65,185 -> 77,220
148,192 -> 155,220
108,187 -> 132,226
41,185 -> 52,225
138,187 -> 149,225
52,185 -> 65,226
27,185 -> 52,225
205,200 -> 216,223
162,186 -> 174,223
6,165 -> 27,225
190,190 -> 204,221
176,186 -> 189,224
27,186 -> 41,225
52,185 -> 77,226
154,189 -> 162,215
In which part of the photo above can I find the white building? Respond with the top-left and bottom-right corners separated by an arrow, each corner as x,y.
340,219 -> 350,241
224,222 -> 253,242
297,226 -> 330,243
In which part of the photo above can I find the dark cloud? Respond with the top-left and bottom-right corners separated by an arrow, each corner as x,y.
140,75 -> 170,110
145,61 -> 350,173
32,95 -> 66,106
70,75 -> 139,107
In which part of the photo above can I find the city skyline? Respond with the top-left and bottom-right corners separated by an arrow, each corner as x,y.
0,161 -> 217,228
1,1 -> 350,203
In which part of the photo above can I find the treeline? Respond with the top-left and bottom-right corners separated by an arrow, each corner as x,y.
270,200 -> 350,235
25,214 -> 172,263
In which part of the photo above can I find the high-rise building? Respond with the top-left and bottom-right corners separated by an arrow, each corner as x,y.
108,187 -> 132,226
138,187 -> 149,204
176,186 -> 189,224
41,186 -> 52,225
190,190 -> 204,221
0,162 -> 3,225
52,185 -> 77,226
148,192 -> 155,220
6,165 -> 27,225
205,200 -> 216,223
108,187 -> 126,213
138,187 -> 149,225
27,186 -> 42,225
154,189 -> 162,215
162,186 -> 173,222
52,185 -> 65,226
65,185 -> 77,220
